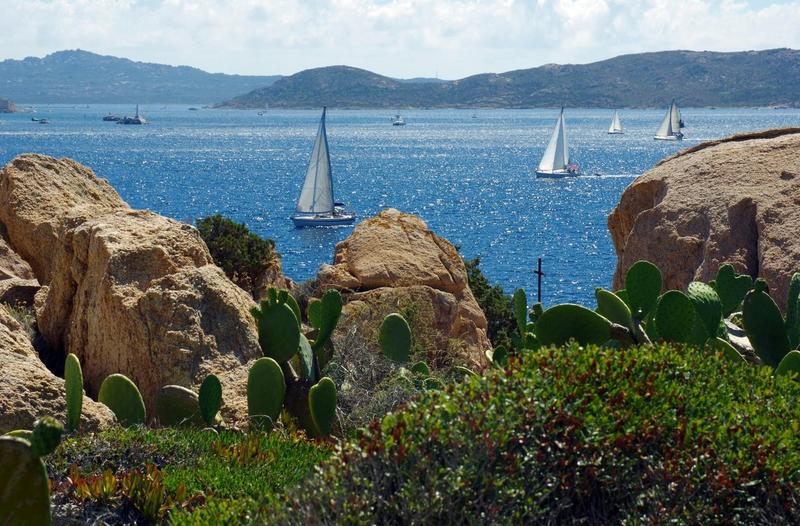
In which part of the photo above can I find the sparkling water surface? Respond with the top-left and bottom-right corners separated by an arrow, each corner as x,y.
0,105 -> 797,305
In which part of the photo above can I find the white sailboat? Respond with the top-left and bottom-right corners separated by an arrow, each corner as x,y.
607,110 -> 623,134
654,99 -> 684,141
535,107 -> 579,178
291,107 -> 356,228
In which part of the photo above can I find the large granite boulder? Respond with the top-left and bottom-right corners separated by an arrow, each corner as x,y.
0,155 -> 261,420
0,308 -> 115,434
609,128 -> 800,309
317,208 -> 491,368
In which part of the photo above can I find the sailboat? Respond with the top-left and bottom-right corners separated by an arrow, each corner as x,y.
607,110 -> 623,134
654,99 -> 684,141
291,107 -> 356,228
535,107 -> 579,178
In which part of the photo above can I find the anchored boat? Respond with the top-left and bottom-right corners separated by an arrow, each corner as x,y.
654,99 -> 684,141
291,107 -> 356,228
535,107 -> 579,178
608,110 -> 624,134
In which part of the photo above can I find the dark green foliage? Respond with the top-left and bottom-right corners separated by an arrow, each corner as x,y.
776,350 -> 800,377
308,377 -> 337,437
30,416 -> 64,458
64,353 -> 83,432
624,260 -> 662,318
98,374 -> 146,427
713,264 -> 753,316
594,288 -> 632,329
687,281 -> 723,338
742,287 -> 791,367
155,386 -> 203,427
378,313 -> 413,363
535,304 -> 611,346
198,375 -> 223,427
512,288 -> 527,337
464,257 -> 516,349
0,436 -> 52,525
251,298 -> 301,363
410,361 -> 430,376
786,273 -> 800,349
196,214 -> 277,293
654,290 -> 695,343
271,344 -> 800,525
247,358 -> 285,425
308,289 -> 343,352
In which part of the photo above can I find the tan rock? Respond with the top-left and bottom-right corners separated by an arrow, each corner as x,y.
0,155 -> 262,422
317,209 -> 491,368
0,308 -> 115,434
0,277 -> 40,308
609,128 -> 800,309
0,225 -> 34,281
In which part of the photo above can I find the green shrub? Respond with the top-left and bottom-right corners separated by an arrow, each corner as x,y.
270,344 -> 800,525
196,214 -> 277,294
464,257 -> 515,348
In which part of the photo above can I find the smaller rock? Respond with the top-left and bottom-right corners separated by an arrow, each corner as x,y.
0,277 -> 40,308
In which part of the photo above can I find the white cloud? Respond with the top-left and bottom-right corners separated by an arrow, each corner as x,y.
0,0 -> 798,78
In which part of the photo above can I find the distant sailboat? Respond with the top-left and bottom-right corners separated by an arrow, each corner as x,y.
654,99 -> 684,141
536,107 -> 579,178
607,110 -> 623,134
392,114 -> 406,126
291,107 -> 356,228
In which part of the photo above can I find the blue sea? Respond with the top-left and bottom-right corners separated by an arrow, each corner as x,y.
0,105 -> 798,306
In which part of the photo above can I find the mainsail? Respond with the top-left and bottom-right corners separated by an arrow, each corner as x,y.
609,110 -> 622,133
670,100 -> 683,131
538,108 -> 569,172
296,108 -> 334,215
655,103 -> 674,138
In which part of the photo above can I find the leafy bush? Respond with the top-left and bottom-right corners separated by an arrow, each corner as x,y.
270,344 -> 800,525
196,214 -> 277,295
464,256 -> 516,348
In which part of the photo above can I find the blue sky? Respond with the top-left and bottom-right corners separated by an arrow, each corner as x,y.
2,0 -> 799,78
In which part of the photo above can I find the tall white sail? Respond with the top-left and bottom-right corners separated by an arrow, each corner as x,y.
296,108 -> 334,214
538,108 -> 569,172
670,100 -> 682,131
609,110 -> 622,133
655,104 -> 673,138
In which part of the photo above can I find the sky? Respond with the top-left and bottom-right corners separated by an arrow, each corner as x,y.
1,0 -> 800,79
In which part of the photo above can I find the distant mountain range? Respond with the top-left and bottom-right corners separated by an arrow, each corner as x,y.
0,50 -> 281,104
219,49 -> 800,109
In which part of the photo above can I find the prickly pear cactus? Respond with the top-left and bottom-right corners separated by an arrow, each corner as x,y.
155,385 -> 203,427
706,336 -> 746,363
512,289 -> 527,336
64,353 -> 83,432
247,357 -> 286,425
654,290 -> 695,343
595,288 -> 633,329
308,289 -> 343,352
251,297 -> 301,363
785,273 -> 800,349
776,350 -> 800,377
624,261 -> 662,318
0,437 -> 52,525
410,361 -> 430,376
487,346 -> 509,368
379,313 -> 413,363
713,264 -> 753,316
687,282 -> 723,339
296,334 -> 316,382
198,374 -> 223,426
452,366 -> 478,379
535,304 -> 612,347
98,373 -> 146,427
308,377 -> 337,437
742,287 -> 791,368
29,417 -> 63,458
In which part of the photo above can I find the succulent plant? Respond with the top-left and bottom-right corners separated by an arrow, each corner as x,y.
251,290 -> 301,363
706,336 -> 747,363
624,260 -> 662,319
785,273 -> 800,349
687,282 -> 723,340
776,350 -> 800,377
410,361 -> 431,376
654,290 -> 695,343
595,288 -> 633,330
742,286 -> 791,368
98,373 -> 146,427
487,346 -> 509,368
308,289 -> 343,352
535,304 -> 612,347
155,385 -> 203,427
64,353 -> 83,432
713,264 -> 753,316
308,377 -> 337,437
379,312 -> 413,363
247,357 -> 285,426
452,366 -> 478,379
198,374 -> 223,426
512,288 -> 528,336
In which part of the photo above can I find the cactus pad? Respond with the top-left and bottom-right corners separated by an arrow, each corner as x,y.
410,361 -> 430,376
687,282 -> 723,338
198,374 -> 223,426
655,290 -> 695,343
595,288 -> 633,329
786,273 -> 800,349
776,350 -> 800,377
512,289 -> 527,336
247,357 -> 285,424
309,289 -> 343,351
0,437 -> 51,525
714,264 -> 753,316
624,261 -> 662,318
308,377 -> 337,437
297,334 -> 316,382
29,417 -> 63,457
251,300 -> 301,363
64,353 -> 83,432
155,385 -> 203,427
706,337 -> 746,363
379,313 -> 413,363
535,304 -> 612,347
742,288 -> 791,368
98,374 -> 146,427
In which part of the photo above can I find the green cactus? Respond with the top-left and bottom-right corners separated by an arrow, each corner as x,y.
308,377 -> 337,437
687,282 -> 723,339
785,273 -> 800,349
512,289 -> 527,336
155,385 -> 203,427
98,373 -> 146,427
198,374 -> 223,426
247,357 -> 285,426
379,313 -> 413,363
488,346 -> 509,368
624,260 -> 662,318
535,304 -> 612,347
251,293 -> 301,363
0,436 -> 52,525
713,264 -> 753,316
424,377 -> 445,390
296,334 -> 316,382
595,288 -> 633,329
706,336 -> 747,363
654,290 -> 695,343
528,302 -> 544,323
775,350 -> 800,377
64,353 -> 83,432
29,417 -> 63,458
308,289 -> 343,352
410,361 -> 430,376
453,366 -> 478,379
742,287 -> 791,368
4,430 -> 33,442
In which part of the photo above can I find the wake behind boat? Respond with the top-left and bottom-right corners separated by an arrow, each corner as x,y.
535,107 -> 579,178
291,107 -> 356,228
608,110 -> 623,134
654,99 -> 684,140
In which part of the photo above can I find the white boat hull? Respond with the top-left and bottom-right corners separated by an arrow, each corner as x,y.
607,130 -> 624,135
291,213 -> 356,228
654,134 -> 683,141
535,169 -> 579,179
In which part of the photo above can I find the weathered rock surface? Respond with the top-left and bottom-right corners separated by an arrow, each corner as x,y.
317,208 -> 491,368
609,128 -> 800,309
0,308 -> 115,434
0,154 -> 262,420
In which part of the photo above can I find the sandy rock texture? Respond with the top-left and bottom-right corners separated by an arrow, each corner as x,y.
317,208 -> 491,368
0,154 -> 262,421
609,128 -> 800,309
0,308 -> 115,434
